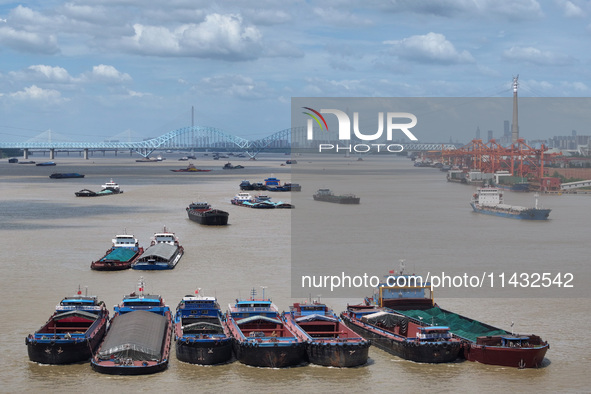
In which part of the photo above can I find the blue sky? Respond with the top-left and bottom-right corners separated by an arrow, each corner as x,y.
0,0 -> 589,144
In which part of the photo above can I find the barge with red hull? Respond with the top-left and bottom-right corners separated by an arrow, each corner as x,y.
372,267 -> 549,368
26,289 -> 109,364
91,232 -> 143,271
174,291 -> 233,365
224,290 -> 306,368
399,306 -> 549,368
91,279 -> 173,375
284,301 -> 370,367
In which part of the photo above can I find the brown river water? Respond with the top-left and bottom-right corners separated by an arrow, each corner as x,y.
0,152 -> 588,393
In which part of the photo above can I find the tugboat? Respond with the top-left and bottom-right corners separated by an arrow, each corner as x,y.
313,189 -> 360,204
186,202 -> 229,225
231,192 -> 254,206
91,232 -> 144,271
26,287 -> 109,364
262,177 -> 301,192
470,186 -> 551,220
283,300 -> 370,367
174,289 -> 233,365
224,289 -> 307,368
132,227 -> 184,270
101,179 -> 123,194
75,179 -> 123,197
91,278 -> 173,375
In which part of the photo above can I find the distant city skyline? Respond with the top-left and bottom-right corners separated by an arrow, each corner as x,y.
1,1 -> 590,143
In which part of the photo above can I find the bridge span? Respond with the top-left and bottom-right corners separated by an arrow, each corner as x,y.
0,125 -> 455,159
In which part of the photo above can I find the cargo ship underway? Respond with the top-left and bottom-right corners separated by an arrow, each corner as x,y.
313,189 -> 360,204
470,186 -> 550,220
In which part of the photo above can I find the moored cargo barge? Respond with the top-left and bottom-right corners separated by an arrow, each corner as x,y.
174,291 -> 233,365
284,300 -> 370,367
224,290 -> 306,368
91,278 -> 173,375
26,289 -> 109,364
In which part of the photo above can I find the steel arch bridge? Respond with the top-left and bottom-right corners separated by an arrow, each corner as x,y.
0,126 -> 293,159
0,125 -> 454,158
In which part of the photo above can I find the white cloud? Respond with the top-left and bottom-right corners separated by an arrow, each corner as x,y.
199,74 -> 271,99
313,7 -> 373,27
384,32 -> 475,64
9,65 -> 74,83
120,13 -> 263,61
9,85 -> 64,101
560,81 -> 588,91
87,65 -> 132,83
244,9 -> 291,25
374,0 -> 543,20
0,25 -> 59,54
503,46 -> 575,66
560,0 -> 586,17
7,64 -> 131,86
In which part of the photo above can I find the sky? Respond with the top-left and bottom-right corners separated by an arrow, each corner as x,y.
0,0 -> 590,144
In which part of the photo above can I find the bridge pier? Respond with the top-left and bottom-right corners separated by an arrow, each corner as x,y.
49,148 -> 55,160
23,149 -> 29,159
84,148 -> 89,160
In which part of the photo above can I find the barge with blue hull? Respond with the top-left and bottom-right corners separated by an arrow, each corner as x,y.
132,227 -> 184,270
470,186 -> 550,220
91,279 -> 173,375
174,291 -> 233,365
224,290 -> 306,368
26,288 -> 109,364
283,301 -> 370,367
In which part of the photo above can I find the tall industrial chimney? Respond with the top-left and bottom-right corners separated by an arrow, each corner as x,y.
511,75 -> 519,144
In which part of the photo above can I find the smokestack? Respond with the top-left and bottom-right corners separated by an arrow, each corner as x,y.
511,75 -> 519,144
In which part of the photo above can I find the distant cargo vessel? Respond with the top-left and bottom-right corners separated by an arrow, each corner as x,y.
470,187 -> 550,220
186,202 -> 229,225
313,189 -> 360,204
49,173 -> 85,179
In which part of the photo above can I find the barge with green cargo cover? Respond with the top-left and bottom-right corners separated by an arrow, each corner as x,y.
368,268 -> 549,368
91,232 -> 143,271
